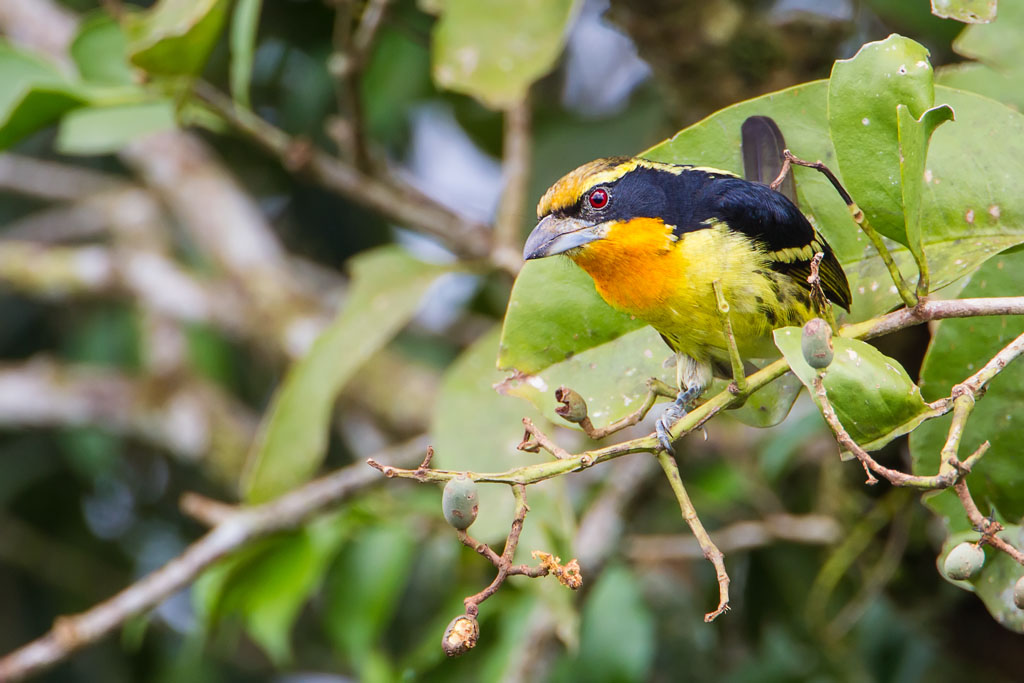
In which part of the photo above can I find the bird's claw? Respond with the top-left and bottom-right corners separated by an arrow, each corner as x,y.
655,386 -> 700,454
656,411 -> 680,455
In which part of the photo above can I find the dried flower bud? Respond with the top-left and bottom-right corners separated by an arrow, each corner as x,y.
555,386 -> 588,423
442,475 -> 479,530
442,614 -> 479,657
801,318 -> 834,370
532,550 -> 584,590
944,542 -> 985,580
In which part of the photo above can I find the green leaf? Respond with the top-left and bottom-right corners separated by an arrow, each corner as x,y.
897,103 -> 954,272
937,64 -> 1024,111
0,43 -> 90,150
433,326 -> 577,558
931,0 -> 998,23
56,100 -> 177,155
910,251 -> 1024,520
432,0 -> 577,108
194,517 -> 349,665
242,246 -> 452,502
573,565 -> 655,683
937,1 -> 1024,110
949,0 -> 1018,68
937,528 -> 1024,633
433,326 -> 548,543
71,13 -> 135,85
229,0 -> 261,108
361,28 -> 433,144
774,327 -> 935,451
500,327 -> 672,429
827,34 -> 938,248
123,0 -> 230,76
498,258 -> 644,374
477,594 -> 545,681
323,523 -> 416,675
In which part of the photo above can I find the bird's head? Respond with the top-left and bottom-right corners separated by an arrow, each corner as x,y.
523,157 -> 691,263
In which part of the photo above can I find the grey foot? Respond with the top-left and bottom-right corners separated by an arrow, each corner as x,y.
654,385 -> 701,455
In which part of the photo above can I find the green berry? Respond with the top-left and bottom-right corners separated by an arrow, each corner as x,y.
944,542 -> 985,580
1014,576 -> 1024,610
801,318 -> 834,370
442,475 -> 479,530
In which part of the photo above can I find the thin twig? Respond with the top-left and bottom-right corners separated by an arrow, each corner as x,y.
455,485 -> 578,618
628,513 -> 841,561
492,98 -> 532,275
806,251 -> 834,326
957,330 -> 1024,396
844,296 -> 1024,340
953,478 -> 1024,566
552,383 -> 662,440
179,493 -> 237,527
194,82 -> 493,260
775,150 -> 916,307
575,385 -> 660,439
0,357 -> 256,473
711,279 -> 747,393
518,417 -> 574,461
814,375 -> 953,488
329,0 -> 388,170
0,437 -> 428,682
656,450 -> 730,621
369,298 -> 1024,491
0,153 -> 128,200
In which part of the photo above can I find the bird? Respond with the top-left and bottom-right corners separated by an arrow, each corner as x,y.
522,148 -> 851,454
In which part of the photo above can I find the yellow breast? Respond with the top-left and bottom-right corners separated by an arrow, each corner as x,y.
568,220 -> 811,362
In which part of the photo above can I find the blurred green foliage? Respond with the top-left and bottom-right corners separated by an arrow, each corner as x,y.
2,1 -> 1024,682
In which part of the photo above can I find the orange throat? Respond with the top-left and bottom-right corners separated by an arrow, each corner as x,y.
568,217 -> 678,317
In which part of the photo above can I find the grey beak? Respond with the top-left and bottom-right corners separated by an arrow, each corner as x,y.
522,215 -> 605,260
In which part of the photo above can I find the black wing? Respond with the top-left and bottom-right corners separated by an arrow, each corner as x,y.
706,177 -> 852,311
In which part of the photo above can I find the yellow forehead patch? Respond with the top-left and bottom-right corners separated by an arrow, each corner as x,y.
535,157 -> 736,218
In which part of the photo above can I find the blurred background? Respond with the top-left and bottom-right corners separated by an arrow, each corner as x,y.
0,0 -> 1021,681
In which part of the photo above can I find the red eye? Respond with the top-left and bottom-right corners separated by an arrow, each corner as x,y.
588,188 -> 609,209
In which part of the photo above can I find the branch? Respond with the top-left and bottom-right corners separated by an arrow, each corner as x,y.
656,450 -> 730,621
843,296 -> 1024,340
491,98 -> 531,274
0,437 -> 428,682
443,484 -> 581,656
774,150 -> 917,306
0,153 -> 128,201
0,241 -> 251,332
953,478 -> 1024,566
329,0 -> 390,169
0,357 -> 256,475
628,513 -> 842,561
194,83 -> 493,261
0,0 -> 77,68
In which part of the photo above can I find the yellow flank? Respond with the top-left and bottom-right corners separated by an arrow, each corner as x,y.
536,158 -> 736,218
569,219 -> 814,364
